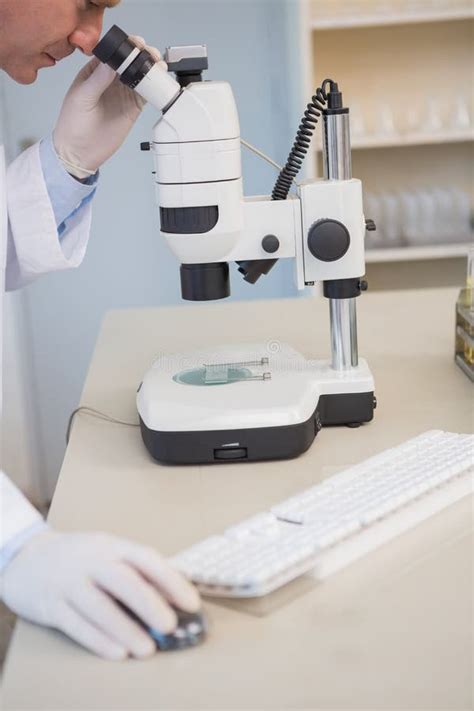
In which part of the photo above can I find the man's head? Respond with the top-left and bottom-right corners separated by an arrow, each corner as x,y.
0,0 -> 120,84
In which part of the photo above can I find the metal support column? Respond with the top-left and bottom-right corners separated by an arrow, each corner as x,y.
322,99 -> 359,371
329,298 -> 358,370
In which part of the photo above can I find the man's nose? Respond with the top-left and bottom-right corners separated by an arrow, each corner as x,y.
69,11 -> 105,56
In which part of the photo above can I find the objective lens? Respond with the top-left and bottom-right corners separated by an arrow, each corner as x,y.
180,263 -> 230,301
93,24 -> 154,89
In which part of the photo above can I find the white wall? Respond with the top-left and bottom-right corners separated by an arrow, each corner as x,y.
2,0 -> 304,501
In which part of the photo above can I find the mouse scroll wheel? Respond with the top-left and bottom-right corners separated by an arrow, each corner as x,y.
188,622 -> 202,634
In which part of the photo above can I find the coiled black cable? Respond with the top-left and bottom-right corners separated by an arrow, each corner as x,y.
271,78 -> 335,201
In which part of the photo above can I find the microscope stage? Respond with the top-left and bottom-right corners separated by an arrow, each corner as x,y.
137,343 -> 375,464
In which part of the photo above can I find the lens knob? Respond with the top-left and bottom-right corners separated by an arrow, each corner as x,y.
307,219 -> 350,262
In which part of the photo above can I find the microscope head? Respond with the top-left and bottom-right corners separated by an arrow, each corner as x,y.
94,27 -> 244,301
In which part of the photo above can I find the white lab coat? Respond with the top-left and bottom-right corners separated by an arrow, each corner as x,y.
0,142 -> 92,552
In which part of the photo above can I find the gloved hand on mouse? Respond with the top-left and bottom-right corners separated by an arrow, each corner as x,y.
0,528 -> 201,660
53,36 -> 167,180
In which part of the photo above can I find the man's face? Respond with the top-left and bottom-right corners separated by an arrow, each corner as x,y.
0,0 -> 120,84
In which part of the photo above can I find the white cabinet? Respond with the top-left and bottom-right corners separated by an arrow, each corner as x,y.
299,0 -> 473,267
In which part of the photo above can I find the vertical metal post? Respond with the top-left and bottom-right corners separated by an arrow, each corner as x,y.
322,112 -> 352,181
330,299 -> 358,369
323,109 -> 359,370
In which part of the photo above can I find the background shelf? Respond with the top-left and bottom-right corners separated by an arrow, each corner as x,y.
310,0 -> 473,30
316,129 -> 474,151
365,243 -> 472,263
311,8 -> 473,30
301,0 -> 473,285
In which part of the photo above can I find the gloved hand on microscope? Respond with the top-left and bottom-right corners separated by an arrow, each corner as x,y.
53,36 -> 167,180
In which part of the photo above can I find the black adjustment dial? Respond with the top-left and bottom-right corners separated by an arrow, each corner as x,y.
307,219 -> 350,262
261,234 -> 280,254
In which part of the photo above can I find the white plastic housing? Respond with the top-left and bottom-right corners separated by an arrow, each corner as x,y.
158,191 -> 300,266
153,81 -> 240,143
158,179 -> 244,262
227,196 -> 299,262
151,80 -> 244,261
137,343 -> 374,433
153,137 -> 241,184
134,64 -> 181,112
298,179 -> 366,283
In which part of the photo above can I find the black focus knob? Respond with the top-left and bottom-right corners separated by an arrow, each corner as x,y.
307,219 -> 350,262
359,279 -> 369,291
261,234 -> 280,254
140,142 -> 151,151
365,218 -> 376,231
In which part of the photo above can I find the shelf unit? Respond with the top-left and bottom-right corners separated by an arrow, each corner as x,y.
315,128 -> 474,151
308,0 -> 473,29
299,0 -> 474,269
365,242 -> 472,263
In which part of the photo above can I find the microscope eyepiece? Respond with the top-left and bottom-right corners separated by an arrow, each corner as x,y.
93,25 -> 154,89
93,25 -> 131,68
93,25 -> 181,111
120,51 -> 155,89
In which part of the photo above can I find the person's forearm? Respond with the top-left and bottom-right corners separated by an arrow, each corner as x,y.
5,141 -> 93,291
0,471 -> 48,572
39,134 -> 98,231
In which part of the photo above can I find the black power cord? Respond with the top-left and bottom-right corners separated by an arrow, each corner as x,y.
236,80 -> 339,286
271,78 -> 336,201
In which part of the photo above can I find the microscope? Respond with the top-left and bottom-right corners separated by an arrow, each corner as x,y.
94,27 -> 376,465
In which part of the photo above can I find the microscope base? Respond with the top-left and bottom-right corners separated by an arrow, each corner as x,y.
137,343 -> 375,465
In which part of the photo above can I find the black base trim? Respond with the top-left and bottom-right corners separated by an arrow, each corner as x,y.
139,391 -> 375,465
140,409 -> 320,465
318,391 -> 375,426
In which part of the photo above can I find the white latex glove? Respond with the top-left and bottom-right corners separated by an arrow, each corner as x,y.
53,37 -> 166,180
0,529 -> 201,660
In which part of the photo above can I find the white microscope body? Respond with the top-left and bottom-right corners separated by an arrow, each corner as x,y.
94,30 -> 376,464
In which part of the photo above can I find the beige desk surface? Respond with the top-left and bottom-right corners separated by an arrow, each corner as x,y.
2,287 -> 473,711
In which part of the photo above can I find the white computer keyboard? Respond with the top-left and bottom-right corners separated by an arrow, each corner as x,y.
172,431 -> 474,597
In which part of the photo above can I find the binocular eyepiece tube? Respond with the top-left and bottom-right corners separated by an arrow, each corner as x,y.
94,25 -> 152,87
93,25 -> 180,111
